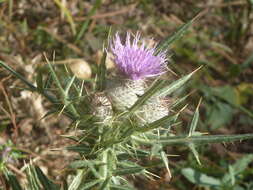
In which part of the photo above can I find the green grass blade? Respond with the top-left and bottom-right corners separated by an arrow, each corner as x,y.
0,60 -> 59,104
65,76 -> 75,96
53,0 -> 76,35
75,0 -> 102,42
0,60 -> 36,90
36,69 -> 44,93
96,50 -> 107,91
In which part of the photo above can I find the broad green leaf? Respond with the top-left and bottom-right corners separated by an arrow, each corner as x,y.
232,154 -> 253,174
181,168 -> 221,186
212,85 -> 238,106
206,102 -> 234,130
222,154 -> 253,185
230,52 -> 253,77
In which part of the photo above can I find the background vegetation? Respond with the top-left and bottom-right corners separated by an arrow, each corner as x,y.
0,0 -> 253,189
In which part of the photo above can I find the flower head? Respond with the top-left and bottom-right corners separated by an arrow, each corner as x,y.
110,32 -> 167,80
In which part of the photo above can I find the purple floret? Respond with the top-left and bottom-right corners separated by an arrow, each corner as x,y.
110,32 -> 167,80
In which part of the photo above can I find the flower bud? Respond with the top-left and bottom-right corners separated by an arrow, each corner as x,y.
106,79 -> 146,111
92,92 -> 113,122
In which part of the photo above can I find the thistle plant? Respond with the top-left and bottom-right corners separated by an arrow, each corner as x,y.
105,32 -> 169,125
1,16 -> 253,190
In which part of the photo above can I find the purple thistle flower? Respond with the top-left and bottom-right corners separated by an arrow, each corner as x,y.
110,32 -> 167,80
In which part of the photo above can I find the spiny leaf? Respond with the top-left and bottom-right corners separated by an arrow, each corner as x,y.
3,170 -> 23,190
181,168 -> 221,186
110,185 -> 136,190
68,170 -> 85,190
160,151 -> 172,179
188,143 -> 201,165
66,144 -> 92,155
155,11 -> 204,54
0,60 -> 58,104
188,98 -> 201,137
79,179 -> 103,190
26,165 -> 41,190
113,167 -> 145,176
45,55 -> 79,118
34,166 -> 60,190
69,160 -> 105,169
98,177 -> 111,190
136,111 -> 182,133
65,76 -> 75,96
133,133 -> 253,145
158,67 -> 201,98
